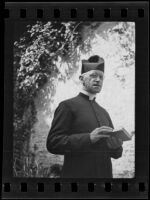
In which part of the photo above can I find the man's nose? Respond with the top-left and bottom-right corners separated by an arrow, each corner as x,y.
95,76 -> 101,82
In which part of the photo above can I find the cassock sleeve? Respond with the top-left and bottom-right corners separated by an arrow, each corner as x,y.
46,102 -> 92,155
105,111 -> 123,159
108,146 -> 123,159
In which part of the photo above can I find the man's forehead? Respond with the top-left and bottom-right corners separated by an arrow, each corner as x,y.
88,70 -> 104,75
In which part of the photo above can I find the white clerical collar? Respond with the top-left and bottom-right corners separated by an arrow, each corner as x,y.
81,89 -> 96,100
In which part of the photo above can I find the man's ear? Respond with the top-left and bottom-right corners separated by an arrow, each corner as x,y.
79,75 -> 83,81
79,75 -> 86,86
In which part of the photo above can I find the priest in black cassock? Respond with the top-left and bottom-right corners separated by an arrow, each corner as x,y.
46,55 -> 123,178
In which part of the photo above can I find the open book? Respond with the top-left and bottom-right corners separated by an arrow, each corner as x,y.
104,128 -> 133,141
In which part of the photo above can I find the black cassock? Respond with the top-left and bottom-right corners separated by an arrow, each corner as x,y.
46,92 -> 123,178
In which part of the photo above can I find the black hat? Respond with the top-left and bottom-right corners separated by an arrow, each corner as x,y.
81,55 -> 104,74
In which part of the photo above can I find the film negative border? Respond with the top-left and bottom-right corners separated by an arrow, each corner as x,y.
3,181 -> 148,192
4,2 -> 148,20
3,1 -> 149,199
2,181 -> 149,199
4,7 -> 146,20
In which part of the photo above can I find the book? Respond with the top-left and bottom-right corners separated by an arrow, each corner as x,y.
103,128 -> 133,141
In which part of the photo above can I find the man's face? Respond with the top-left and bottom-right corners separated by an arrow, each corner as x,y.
81,70 -> 104,94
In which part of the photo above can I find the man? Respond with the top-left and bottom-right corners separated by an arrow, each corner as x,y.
46,55 -> 123,178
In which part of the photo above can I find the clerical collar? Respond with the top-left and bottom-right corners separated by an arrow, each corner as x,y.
80,90 -> 96,100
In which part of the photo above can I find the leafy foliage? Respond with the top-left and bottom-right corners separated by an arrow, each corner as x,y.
110,22 -> 134,64
107,22 -> 135,84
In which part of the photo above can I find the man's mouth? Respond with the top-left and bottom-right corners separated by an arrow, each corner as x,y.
93,84 -> 101,87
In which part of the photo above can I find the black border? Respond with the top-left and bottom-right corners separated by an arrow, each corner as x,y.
3,2 -> 149,199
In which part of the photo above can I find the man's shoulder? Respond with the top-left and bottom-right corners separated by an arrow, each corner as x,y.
95,102 -> 110,116
55,95 -> 82,113
97,103 -> 107,111
59,95 -> 81,106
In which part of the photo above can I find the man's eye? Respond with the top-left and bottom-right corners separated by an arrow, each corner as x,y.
91,74 -> 103,79
91,74 -> 97,78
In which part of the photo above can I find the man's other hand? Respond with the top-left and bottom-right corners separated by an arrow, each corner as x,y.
106,136 -> 123,149
90,126 -> 113,143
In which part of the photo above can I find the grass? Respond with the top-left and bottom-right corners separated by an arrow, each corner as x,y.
13,155 -> 62,178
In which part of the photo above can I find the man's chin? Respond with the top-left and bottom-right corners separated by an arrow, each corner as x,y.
91,89 -> 101,94
85,87 -> 101,94
93,88 -> 101,93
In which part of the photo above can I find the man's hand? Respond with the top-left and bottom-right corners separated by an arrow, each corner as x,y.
90,126 -> 113,143
106,136 -> 123,149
